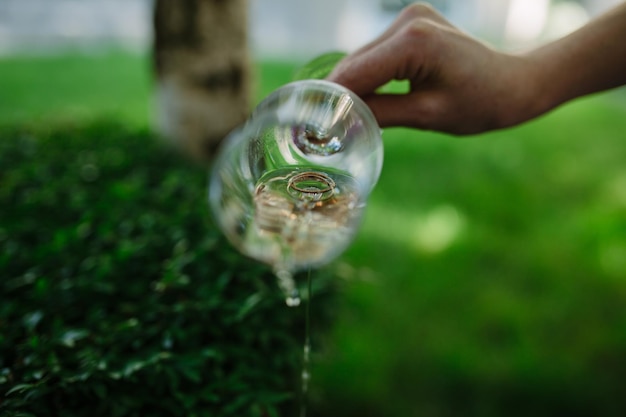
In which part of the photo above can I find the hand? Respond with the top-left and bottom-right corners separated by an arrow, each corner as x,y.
327,3 -> 539,134
327,2 -> 626,135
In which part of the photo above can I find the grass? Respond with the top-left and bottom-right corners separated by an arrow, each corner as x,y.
2,50 -> 626,416
0,52 -> 153,128
318,96 -> 626,416
0,51 -> 300,128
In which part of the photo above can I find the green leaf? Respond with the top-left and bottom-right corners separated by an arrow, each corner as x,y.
59,329 -> 89,348
292,51 -> 347,81
235,292 -> 264,321
5,383 -> 34,396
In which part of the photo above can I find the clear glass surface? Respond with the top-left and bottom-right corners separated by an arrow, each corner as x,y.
209,79 -> 383,275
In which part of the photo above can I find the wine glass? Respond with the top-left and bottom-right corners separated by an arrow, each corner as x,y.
209,78 -> 383,302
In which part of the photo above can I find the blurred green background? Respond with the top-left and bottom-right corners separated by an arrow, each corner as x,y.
2,50 -> 626,416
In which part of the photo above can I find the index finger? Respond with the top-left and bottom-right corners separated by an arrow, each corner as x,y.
327,25 -> 428,96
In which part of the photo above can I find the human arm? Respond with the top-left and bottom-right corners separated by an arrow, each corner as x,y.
527,2 -> 626,116
326,2 -> 626,134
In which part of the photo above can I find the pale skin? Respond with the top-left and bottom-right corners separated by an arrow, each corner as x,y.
327,2 -> 626,135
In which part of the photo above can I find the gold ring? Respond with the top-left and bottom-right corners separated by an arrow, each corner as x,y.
287,171 -> 335,194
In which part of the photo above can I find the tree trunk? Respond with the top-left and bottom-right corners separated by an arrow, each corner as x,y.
153,0 -> 251,161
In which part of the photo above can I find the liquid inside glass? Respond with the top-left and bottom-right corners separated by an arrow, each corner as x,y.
243,166 -> 363,276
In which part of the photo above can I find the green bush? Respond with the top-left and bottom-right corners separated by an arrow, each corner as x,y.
0,122 -> 335,416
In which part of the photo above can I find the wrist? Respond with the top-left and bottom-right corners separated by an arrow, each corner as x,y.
521,47 -> 570,117
492,53 -> 553,129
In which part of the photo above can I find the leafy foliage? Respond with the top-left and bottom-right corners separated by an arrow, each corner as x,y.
0,122 -> 335,417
